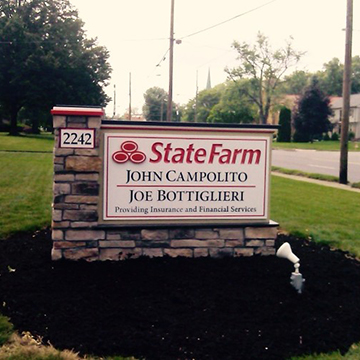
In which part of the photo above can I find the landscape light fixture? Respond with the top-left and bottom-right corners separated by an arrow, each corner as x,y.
276,242 -> 305,294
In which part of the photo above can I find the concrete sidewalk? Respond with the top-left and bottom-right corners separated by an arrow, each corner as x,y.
272,171 -> 360,193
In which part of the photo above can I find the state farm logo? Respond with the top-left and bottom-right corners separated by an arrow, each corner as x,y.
112,141 -> 146,164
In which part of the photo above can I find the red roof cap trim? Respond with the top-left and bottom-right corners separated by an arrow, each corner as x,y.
51,107 -> 104,117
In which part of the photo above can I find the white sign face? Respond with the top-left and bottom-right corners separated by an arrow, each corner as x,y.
102,128 -> 271,224
59,128 -> 95,148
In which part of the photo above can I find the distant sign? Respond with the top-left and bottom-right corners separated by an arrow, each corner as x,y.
101,124 -> 274,225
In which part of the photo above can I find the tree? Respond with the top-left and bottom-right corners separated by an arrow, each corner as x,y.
226,32 -> 303,124
143,87 -> 173,121
293,77 -> 333,142
317,58 -> 344,96
0,0 -> 111,135
182,85 -> 223,123
277,107 -> 291,142
280,70 -> 311,95
207,81 -> 256,124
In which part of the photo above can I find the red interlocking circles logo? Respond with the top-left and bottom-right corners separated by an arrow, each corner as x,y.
112,141 -> 146,164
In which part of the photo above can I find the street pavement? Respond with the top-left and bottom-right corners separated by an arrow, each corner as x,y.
272,149 -> 360,183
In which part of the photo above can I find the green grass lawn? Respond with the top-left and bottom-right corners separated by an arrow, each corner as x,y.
271,175 -> 360,257
0,132 -> 54,152
0,152 -> 53,238
273,140 -> 360,152
1,133 -> 360,359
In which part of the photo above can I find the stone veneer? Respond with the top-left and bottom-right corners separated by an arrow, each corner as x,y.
51,109 -> 278,261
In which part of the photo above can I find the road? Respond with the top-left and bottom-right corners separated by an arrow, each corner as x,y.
272,149 -> 360,183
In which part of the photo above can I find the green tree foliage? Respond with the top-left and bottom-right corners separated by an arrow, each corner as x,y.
207,81 -> 256,124
317,58 -> 343,96
293,77 -> 333,142
182,85 -> 222,123
182,81 -> 256,124
226,32 -> 303,124
143,87 -> 175,121
0,0 -> 111,135
280,70 -> 311,95
277,107 -> 292,142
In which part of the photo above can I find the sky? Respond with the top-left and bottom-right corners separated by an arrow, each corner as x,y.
70,0 -> 359,117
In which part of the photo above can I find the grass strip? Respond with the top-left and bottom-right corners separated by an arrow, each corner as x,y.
271,175 -> 360,257
0,152 -> 53,239
272,166 -> 340,183
0,133 -> 54,152
273,140 -> 360,152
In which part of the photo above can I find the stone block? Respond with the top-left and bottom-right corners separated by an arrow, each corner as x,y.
225,239 -> 245,247
54,148 -> 74,156
54,164 -> 65,172
245,226 -> 278,239
142,248 -> 164,258
63,248 -> 99,261
65,195 -> 98,204
169,228 -> 195,239
52,230 -> 63,241
266,240 -> 275,247
52,209 -> 62,222
99,240 -> 135,248
71,182 -> 99,195
53,241 -> 87,249
54,157 -> 64,165
53,203 -> 79,210
255,247 -> 276,256
53,115 -> 66,128
141,229 -> 168,241
52,221 -> 70,229
74,149 -> 99,156
194,248 -> 209,258
63,210 -> 98,222
65,229 -> 105,241
53,183 -> 71,196
75,173 -> 99,181
51,248 -> 63,261
219,228 -> 244,240
70,221 -> 98,228
88,117 -> 102,128
246,240 -> 265,247
54,174 -> 75,182
99,248 -> 142,261
164,248 -> 193,258
119,230 -> 141,240
209,248 -> 233,258
67,116 -> 86,124
195,229 -> 219,239
234,248 -> 254,257
65,156 -> 102,172
171,239 -> 224,248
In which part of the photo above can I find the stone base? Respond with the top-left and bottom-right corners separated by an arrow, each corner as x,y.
51,222 -> 278,261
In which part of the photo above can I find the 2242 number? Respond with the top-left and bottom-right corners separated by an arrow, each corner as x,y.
60,129 -> 95,148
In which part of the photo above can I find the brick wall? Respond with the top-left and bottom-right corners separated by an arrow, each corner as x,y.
52,110 -> 278,261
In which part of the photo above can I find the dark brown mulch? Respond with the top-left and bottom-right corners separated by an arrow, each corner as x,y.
1,229 -> 360,360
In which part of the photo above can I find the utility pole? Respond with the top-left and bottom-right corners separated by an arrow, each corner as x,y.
113,84 -> 116,118
167,0 -> 175,122
194,70 -> 198,123
128,72 -> 132,121
339,0 -> 353,184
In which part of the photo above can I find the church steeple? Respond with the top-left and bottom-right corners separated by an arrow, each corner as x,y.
206,68 -> 212,89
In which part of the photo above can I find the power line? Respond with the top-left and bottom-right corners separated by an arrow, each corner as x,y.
179,0 -> 278,40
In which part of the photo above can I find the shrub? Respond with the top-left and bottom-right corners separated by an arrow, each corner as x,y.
331,132 -> 339,141
349,131 -> 355,141
277,107 -> 291,142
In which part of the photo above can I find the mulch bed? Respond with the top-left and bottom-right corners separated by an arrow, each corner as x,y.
1,229 -> 360,360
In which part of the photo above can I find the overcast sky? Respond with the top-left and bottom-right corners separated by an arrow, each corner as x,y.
70,0 -> 359,117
